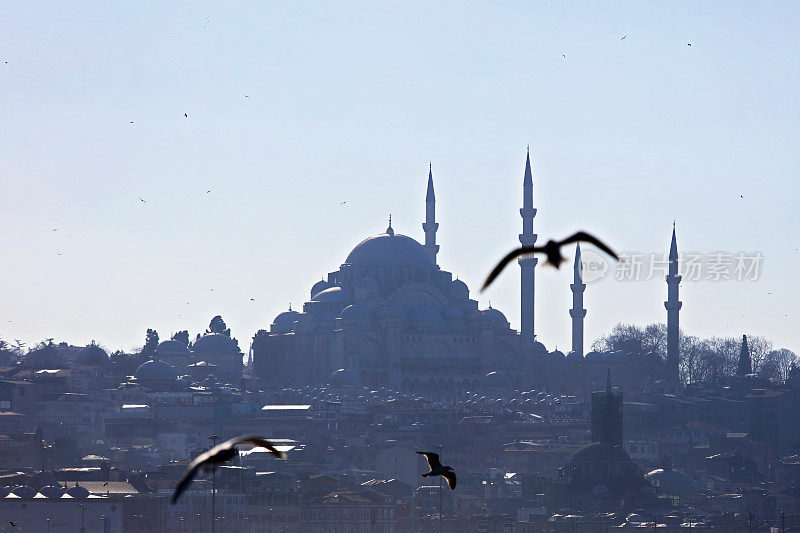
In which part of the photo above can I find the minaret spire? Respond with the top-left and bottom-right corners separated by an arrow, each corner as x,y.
422,163 -> 439,264
665,223 -> 682,381
519,148 -> 538,344
737,334 -> 752,376
570,243 -> 587,356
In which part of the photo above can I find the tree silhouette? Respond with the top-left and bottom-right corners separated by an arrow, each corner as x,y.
206,315 -> 230,336
171,330 -> 190,346
143,328 -> 159,357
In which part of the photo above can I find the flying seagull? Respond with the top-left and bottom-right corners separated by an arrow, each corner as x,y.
139,197 -> 146,203
621,35 -> 626,40
6,522 -> 18,527
417,451 -> 456,490
171,435 -> 286,504
482,231 -> 618,291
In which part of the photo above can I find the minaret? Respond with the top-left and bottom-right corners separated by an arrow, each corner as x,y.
664,223 -> 682,381
422,163 -> 439,265
737,334 -> 752,376
519,148 -> 538,344
569,243 -> 587,356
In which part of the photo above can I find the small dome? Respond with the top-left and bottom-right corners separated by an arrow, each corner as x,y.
566,351 -> 582,361
77,343 -> 109,366
311,286 -> 351,304
339,305 -> 374,321
571,442 -> 635,465
481,308 -> 509,326
584,351 -> 606,362
645,456 -> 698,496
156,340 -> 189,356
39,485 -> 65,499
192,334 -> 241,354
451,279 -> 469,300
551,350 -> 566,359
329,368 -> 361,388
66,485 -> 90,499
30,471 -> 58,490
135,360 -> 178,382
345,232 -> 433,266
11,486 -> 37,498
482,371 -> 512,389
272,310 -> 301,327
532,341 -> 547,353
310,279 -> 331,299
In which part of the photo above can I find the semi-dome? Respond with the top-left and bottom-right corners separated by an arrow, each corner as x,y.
550,350 -> 566,359
339,305 -> 374,321
445,307 -> 464,321
329,368 -> 361,388
566,351 -> 582,361
375,305 -> 404,320
156,340 -> 189,356
532,341 -> 547,353
408,305 -> 444,323
193,334 -> 241,354
135,360 -> 177,382
345,232 -> 433,266
311,286 -> 351,304
77,343 -> 109,366
482,371 -> 512,389
584,351 -> 606,362
310,279 -> 331,299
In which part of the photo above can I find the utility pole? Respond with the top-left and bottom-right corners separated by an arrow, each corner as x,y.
209,434 -> 220,533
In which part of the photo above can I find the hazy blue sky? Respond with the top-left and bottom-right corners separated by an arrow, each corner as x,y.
1,1 -> 798,354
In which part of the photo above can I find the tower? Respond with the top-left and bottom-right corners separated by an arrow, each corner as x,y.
519,148 -> 538,344
422,163 -> 439,265
569,243 -> 587,356
591,367 -> 623,445
737,334 -> 752,376
664,223 -> 682,381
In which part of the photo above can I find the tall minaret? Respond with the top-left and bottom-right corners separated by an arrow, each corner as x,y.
664,223 -> 682,380
422,163 -> 439,265
519,148 -> 538,344
569,243 -> 587,356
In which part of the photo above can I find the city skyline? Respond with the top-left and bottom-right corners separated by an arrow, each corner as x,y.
1,2 -> 797,353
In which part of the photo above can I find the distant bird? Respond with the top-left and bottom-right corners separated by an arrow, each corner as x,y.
740,194 -> 744,198
417,451 -> 456,490
482,231 -> 618,291
139,197 -> 146,203
52,228 -> 57,231
250,298 -> 255,301
687,43 -> 692,46
340,201 -> 347,205
130,121 -> 134,124
171,435 -> 285,504
184,113 -> 188,117
103,481 -> 109,486
206,190 -> 211,194
244,95 -> 249,98
6,522 -> 18,527
562,54 -> 566,58
621,35 -> 626,40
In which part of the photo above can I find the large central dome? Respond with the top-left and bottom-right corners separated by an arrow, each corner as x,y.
345,231 -> 433,266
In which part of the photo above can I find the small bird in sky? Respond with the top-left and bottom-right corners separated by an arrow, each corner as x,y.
740,194 -> 744,198
562,54 -> 566,58
139,197 -> 146,203
621,35 -> 626,40
340,201 -> 347,205
184,113 -> 188,117
417,451 -> 456,490
250,298 -> 255,301
244,95 -> 250,98
482,231 -> 618,291
52,228 -> 57,231
130,121 -> 134,124
6,522 -> 19,527
687,43 -> 692,46
206,190 -> 211,193
172,435 -> 285,504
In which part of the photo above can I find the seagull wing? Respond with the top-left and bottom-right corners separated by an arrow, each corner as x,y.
233,435 -> 287,459
481,246 -> 541,291
443,470 -> 457,490
557,232 -> 618,261
417,451 -> 443,470
171,449 -> 216,504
